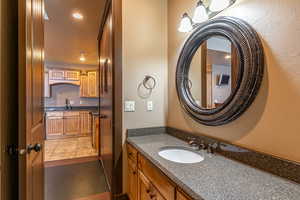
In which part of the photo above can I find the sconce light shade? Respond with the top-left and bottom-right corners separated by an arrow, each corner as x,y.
178,13 -> 193,33
209,0 -> 230,12
193,1 -> 208,23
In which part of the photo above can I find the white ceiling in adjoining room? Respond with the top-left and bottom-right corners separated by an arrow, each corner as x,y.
44,0 -> 106,66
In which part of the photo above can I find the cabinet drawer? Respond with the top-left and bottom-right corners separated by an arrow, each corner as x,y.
46,112 -> 63,117
127,143 -> 138,164
63,111 -> 80,117
138,154 -> 175,200
138,171 -> 165,200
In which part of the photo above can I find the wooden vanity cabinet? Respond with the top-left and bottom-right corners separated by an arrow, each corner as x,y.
127,143 -> 194,200
138,171 -> 165,200
128,158 -> 138,200
127,143 -> 176,200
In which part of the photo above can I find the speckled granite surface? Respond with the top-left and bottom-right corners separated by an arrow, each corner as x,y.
127,134 -> 300,200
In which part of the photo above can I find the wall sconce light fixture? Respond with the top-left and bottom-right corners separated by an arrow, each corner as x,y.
178,0 -> 236,33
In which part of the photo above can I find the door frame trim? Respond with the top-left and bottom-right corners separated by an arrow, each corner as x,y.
98,0 -> 123,197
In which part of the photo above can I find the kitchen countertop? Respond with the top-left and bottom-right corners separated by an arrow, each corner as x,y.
127,133 -> 300,200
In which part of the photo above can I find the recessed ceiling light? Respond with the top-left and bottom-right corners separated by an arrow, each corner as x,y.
72,12 -> 83,20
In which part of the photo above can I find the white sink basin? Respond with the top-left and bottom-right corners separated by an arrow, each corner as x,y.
158,147 -> 204,164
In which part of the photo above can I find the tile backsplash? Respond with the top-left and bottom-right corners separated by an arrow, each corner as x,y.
44,84 -> 99,107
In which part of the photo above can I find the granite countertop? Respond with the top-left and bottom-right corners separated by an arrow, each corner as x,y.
127,133 -> 300,200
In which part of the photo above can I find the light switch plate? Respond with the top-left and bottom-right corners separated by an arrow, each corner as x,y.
147,101 -> 153,111
124,101 -> 135,112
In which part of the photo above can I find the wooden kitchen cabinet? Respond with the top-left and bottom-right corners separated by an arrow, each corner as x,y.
46,116 -> 64,137
46,112 -> 64,139
80,75 -> 89,97
64,70 -> 80,81
80,71 -> 99,98
80,111 -> 92,135
87,71 -> 98,97
49,70 -> 64,80
46,111 -> 93,139
63,112 -> 81,136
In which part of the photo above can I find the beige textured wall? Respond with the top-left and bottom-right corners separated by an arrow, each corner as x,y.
123,0 -> 168,130
122,0 -> 168,192
168,0 -> 300,163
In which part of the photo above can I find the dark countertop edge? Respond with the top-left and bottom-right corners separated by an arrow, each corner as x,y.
126,136 -> 205,200
126,126 -> 300,185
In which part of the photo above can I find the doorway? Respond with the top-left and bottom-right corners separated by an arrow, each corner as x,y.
42,0 -> 110,199
17,0 -> 122,199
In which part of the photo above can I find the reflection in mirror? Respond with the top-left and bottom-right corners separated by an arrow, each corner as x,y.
188,36 -> 238,109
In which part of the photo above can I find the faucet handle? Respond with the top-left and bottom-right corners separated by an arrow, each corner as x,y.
207,143 -> 218,154
198,141 -> 207,150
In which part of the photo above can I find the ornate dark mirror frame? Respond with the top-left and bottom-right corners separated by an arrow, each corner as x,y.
176,17 -> 264,126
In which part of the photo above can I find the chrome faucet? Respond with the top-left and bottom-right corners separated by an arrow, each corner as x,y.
65,98 -> 72,110
187,137 -> 216,154
188,137 -> 207,151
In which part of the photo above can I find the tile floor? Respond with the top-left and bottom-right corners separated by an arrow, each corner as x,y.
45,137 -> 98,162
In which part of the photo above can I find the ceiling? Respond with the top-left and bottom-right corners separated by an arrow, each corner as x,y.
45,0 -> 106,66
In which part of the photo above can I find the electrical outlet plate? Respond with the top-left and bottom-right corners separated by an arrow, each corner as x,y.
124,101 -> 135,112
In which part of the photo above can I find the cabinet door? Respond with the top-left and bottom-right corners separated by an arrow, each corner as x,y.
88,71 -> 98,97
80,112 -> 92,135
138,171 -> 165,200
128,159 -> 138,200
46,117 -> 64,138
138,155 -> 175,200
80,75 -> 89,97
49,70 -> 64,80
63,115 -> 80,136
65,71 -> 80,81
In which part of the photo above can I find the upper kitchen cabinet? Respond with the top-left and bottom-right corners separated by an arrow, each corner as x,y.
80,71 -> 99,98
44,69 -> 99,98
49,69 -> 65,80
65,70 -> 80,81
48,69 -> 81,85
